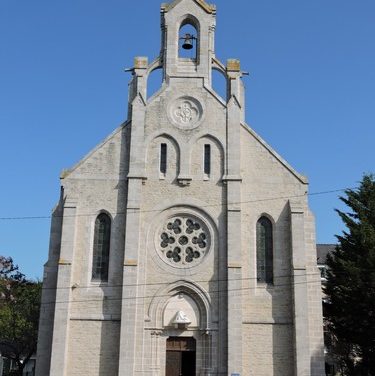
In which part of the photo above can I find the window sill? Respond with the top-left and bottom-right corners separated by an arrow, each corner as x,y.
90,281 -> 109,287
257,281 -> 274,289
177,176 -> 192,186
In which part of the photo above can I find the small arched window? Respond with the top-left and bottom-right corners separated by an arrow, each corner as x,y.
256,216 -> 273,284
92,213 -> 111,282
204,144 -> 211,176
160,143 -> 167,175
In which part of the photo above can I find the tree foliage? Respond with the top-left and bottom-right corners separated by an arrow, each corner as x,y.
0,256 -> 41,376
324,174 -> 375,375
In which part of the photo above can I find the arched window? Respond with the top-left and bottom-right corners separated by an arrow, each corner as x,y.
92,213 -> 111,282
256,216 -> 273,284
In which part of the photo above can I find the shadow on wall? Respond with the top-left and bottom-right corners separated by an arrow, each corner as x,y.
310,339 -> 325,375
97,124 -> 130,375
271,203 -> 294,376
98,318 -> 121,375
35,192 -> 64,375
207,209 -> 227,374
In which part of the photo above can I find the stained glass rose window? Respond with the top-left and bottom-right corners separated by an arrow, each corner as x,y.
158,216 -> 210,267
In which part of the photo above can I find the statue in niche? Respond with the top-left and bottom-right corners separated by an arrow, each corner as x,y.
172,310 -> 192,326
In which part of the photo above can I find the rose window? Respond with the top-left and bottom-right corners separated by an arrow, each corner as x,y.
158,216 -> 210,267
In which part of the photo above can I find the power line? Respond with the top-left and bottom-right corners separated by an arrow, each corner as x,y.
38,277 -> 326,307
0,187 -> 352,221
35,268 -> 363,295
40,266 -> 373,294
37,271 -> 322,292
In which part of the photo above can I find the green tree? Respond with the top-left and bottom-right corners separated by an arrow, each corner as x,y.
324,174 -> 375,375
0,256 -> 41,376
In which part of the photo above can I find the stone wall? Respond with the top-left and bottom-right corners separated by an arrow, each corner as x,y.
67,320 -> 120,376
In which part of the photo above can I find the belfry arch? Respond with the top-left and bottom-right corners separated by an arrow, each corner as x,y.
178,15 -> 200,61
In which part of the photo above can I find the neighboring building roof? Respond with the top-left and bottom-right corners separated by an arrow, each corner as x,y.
317,244 -> 336,265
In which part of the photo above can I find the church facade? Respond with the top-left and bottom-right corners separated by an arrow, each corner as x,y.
36,0 -> 325,375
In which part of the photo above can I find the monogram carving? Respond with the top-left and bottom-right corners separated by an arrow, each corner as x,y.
175,100 -> 199,124
168,96 -> 204,129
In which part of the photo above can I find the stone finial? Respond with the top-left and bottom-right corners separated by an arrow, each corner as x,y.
226,59 -> 241,72
134,57 -> 148,69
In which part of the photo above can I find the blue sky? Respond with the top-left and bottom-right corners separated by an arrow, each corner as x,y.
1,0 -> 374,279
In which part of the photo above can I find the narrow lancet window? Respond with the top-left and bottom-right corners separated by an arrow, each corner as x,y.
92,213 -> 111,282
160,143 -> 167,175
204,144 -> 211,175
256,216 -> 273,284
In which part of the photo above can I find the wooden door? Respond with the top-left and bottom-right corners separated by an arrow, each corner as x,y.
166,350 -> 181,376
166,337 -> 196,376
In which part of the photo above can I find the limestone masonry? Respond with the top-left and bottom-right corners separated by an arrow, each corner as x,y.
36,0 -> 325,374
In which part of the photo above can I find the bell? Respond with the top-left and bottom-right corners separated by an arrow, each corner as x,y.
182,34 -> 194,50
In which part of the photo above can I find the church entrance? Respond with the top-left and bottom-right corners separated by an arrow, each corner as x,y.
165,337 -> 196,376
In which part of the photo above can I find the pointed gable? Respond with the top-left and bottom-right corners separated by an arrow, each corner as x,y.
161,0 -> 216,14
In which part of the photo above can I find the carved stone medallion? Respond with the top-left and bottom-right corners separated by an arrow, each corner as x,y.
168,96 -> 204,130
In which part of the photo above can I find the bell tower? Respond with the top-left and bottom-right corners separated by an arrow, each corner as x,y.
160,0 -> 217,85
121,1 -> 246,375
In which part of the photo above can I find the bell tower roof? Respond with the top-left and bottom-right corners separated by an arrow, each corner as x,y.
161,0 -> 216,14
